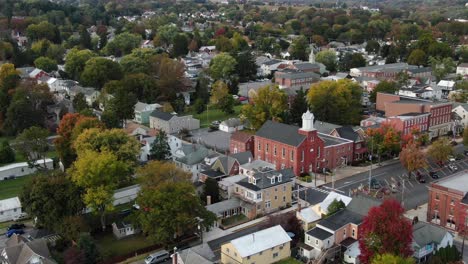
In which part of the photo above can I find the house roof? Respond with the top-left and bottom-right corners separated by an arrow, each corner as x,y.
314,120 -> 342,134
346,195 -> 381,216
318,133 -> 352,147
0,197 -> 21,212
150,110 -> 175,121
240,159 -> 276,171
298,188 -> 329,205
206,197 -> 241,217
412,222 -> 451,247
256,120 -> 306,147
319,192 -> 352,214
263,59 -> 283,66
294,62 -> 320,71
177,246 -> 215,264
230,131 -> 253,143
175,145 -> 210,165
221,118 -> 242,127
458,63 -> 468,68
3,237 -> 54,264
298,207 -> 321,223
230,151 -> 253,165
276,71 -> 320,80
307,227 -> 334,240
135,102 -> 161,112
236,168 -> 294,191
229,225 -> 291,258
334,126 -> 360,142
200,169 -> 225,178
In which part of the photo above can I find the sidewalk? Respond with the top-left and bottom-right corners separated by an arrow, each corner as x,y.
203,204 -> 297,242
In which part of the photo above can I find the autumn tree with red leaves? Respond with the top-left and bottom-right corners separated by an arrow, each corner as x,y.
54,113 -> 104,168
366,123 -> 401,163
399,142 -> 427,178
359,199 -> 413,264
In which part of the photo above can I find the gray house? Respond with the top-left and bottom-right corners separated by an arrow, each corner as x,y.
149,111 -> 200,134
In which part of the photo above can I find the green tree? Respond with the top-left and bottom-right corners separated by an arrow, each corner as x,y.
26,21 -> 59,42
137,160 -> 191,187
427,138 -> 453,164
65,48 -> 95,81
210,81 -> 230,105
339,53 -> 366,71
316,50 -> 337,72
209,53 -> 237,81
73,93 -> 88,113
214,36 -> 233,52
120,48 -> 158,75
104,85 -> 137,127
327,199 -> 346,216
371,253 -> 415,264
0,63 -> 20,92
202,178 -> 220,204
231,32 -> 248,51
307,80 -> 362,125
464,127 -> 468,147
289,88 -> 308,125
218,95 -> 235,114
154,24 -> 179,47
241,85 -> 288,130
429,56 -> 456,82
80,57 -> 122,88
407,49 -> 426,66
79,26 -> 92,49
104,32 -> 142,56
150,131 -> 171,160
290,35 -> 308,60
431,245 -> 461,263
34,56 -> 58,72
172,33 -> 188,57
233,51 -> 257,82
15,126 -> 50,170
134,181 -> 216,244
77,233 -> 101,264
366,40 -> 381,54
20,171 -> 84,231
369,81 -> 398,103
0,140 -> 15,164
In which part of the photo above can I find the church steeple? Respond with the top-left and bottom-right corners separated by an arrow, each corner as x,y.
301,110 -> 315,131
309,46 -> 316,63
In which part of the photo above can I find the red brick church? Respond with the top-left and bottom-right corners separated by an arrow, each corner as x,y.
231,111 -> 354,176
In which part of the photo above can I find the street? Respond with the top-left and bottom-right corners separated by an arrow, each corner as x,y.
322,144 -> 467,210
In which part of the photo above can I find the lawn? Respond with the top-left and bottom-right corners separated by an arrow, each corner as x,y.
0,175 -> 33,200
95,232 -> 154,258
189,105 -> 243,128
221,214 -> 248,227
274,257 -> 303,264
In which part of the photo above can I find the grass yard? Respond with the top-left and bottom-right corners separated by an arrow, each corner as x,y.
274,257 -> 303,264
0,175 -> 33,200
95,232 -> 154,258
221,214 -> 248,227
190,105 -> 243,128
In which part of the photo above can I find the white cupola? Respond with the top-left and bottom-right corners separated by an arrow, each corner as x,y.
301,110 -> 315,131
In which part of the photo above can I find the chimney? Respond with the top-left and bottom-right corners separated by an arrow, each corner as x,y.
206,195 -> 211,205
298,202 -> 302,212
248,157 -> 252,163
172,247 -> 178,264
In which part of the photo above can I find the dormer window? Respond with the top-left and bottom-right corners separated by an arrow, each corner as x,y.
253,178 -> 257,185
271,177 -> 275,184
278,175 -> 282,182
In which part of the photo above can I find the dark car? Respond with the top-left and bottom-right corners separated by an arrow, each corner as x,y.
464,150 -> 468,156
8,223 -> 25,231
429,171 -> 439,179
370,179 -> 382,189
417,176 -> 426,183
6,229 -> 24,238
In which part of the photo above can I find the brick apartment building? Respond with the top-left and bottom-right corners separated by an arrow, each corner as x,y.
253,111 -> 354,176
376,92 -> 453,139
384,112 -> 431,136
427,170 -> 468,232
274,70 -> 320,89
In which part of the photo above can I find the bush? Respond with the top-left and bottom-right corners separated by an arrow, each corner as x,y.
0,140 -> 15,164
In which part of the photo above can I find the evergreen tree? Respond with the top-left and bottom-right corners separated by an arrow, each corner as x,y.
0,140 -> 15,164
77,233 -> 100,264
150,130 -> 171,161
202,178 -> 220,204
289,88 -> 308,125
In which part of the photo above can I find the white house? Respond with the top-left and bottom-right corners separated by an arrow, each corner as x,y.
314,191 -> 352,216
219,118 -> 243,133
260,59 -> 284,76
113,184 -> 141,206
0,197 -> 22,223
412,221 -> 454,263
0,159 -> 54,180
452,103 -> 468,128
296,207 -> 321,231
456,63 -> 468,76
343,241 -> 360,264
112,221 -> 139,239
437,80 -> 456,92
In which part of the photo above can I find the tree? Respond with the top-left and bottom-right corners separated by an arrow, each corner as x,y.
79,26 -> 92,49
429,56 -> 456,82
371,254 -> 415,264
233,51 -> 257,82
427,138 -> 453,164
103,32 -> 142,56
231,32 -> 248,51
218,95 -> 235,114
464,127 -> 468,147
407,49 -> 426,66
369,81 -> 398,103
172,33 -> 188,57
20,171 -> 84,231
359,199 -> 413,264
366,40 -> 381,54
77,233 -> 100,264
150,131 -> 171,160
0,63 -> 20,91
34,56 -> 58,72
289,88 -> 308,125
154,24 -> 179,47
315,50 -> 337,72
0,140 -> 15,164
202,178 -> 220,204
241,85 -> 288,130
339,53 -> 366,71
137,160 -> 191,188
214,36 -> 233,52
149,54 -> 186,99
80,57 -> 122,89
65,48 -> 95,81
210,81 -> 230,105
134,181 -> 216,244
59,215 -> 89,242
73,93 -> 88,113
120,48 -> 158,75
64,246 -> 86,264
399,142 -> 427,178
327,199 -> 346,216
367,123 -> 402,163
431,245 -> 461,263
15,126 -> 49,170
209,53 -> 237,81
307,80 -> 362,125
26,21 -> 59,42
104,85 -> 137,127
290,35 -> 308,60
69,150 -> 128,230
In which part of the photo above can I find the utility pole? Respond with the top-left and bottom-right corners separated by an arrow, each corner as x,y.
401,178 -> 405,208
368,136 -> 373,188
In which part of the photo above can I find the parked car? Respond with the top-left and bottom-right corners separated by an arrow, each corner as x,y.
7,223 -> 25,231
450,141 -> 458,146
464,150 -> 468,156
6,229 -> 24,238
448,163 -> 458,172
13,213 -> 28,222
144,250 -> 170,264
429,171 -> 439,179
448,156 -> 456,162
370,179 -> 382,189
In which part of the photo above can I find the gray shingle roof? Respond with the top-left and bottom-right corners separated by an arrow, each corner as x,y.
335,127 -> 359,142
307,227 -> 334,240
150,110 -> 175,121
256,121 -> 306,146
299,188 -> 330,205
175,145 -> 209,165
206,197 -> 241,216
314,120 -> 342,134
237,168 -> 294,191
412,222 -> 450,247
230,151 -> 253,165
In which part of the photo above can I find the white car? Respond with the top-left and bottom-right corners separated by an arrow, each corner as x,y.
448,163 -> 458,172
13,212 -> 28,222
448,156 -> 456,162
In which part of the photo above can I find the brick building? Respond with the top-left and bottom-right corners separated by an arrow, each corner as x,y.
274,70 -> 320,90
427,170 -> 468,232
254,111 -> 354,176
350,63 -> 419,80
384,112 -> 431,136
230,131 -> 254,155
376,93 -> 453,139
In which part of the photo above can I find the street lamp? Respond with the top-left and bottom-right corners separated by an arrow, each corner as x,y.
197,223 -> 203,244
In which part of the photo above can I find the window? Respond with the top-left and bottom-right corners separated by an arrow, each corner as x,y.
283,196 -> 286,202
265,201 -> 271,208
278,175 -> 282,182
266,143 -> 269,153
451,199 -> 455,205
274,146 -> 277,156
290,150 -> 294,161
234,253 -> 237,257
257,193 -> 262,199
282,148 -> 285,158
301,150 -> 304,162
273,253 -> 279,258
275,187 -> 278,192
259,251 -> 263,255
275,196 -> 278,200
315,239 -> 318,245
317,147 -> 320,157
271,177 -> 275,184
253,178 -> 257,185
257,204 -> 261,210
435,193 -> 439,200
258,143 -> 261,151
226,248 -> 230,253
352,229 -> 355,237
247,256 -> 250,260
